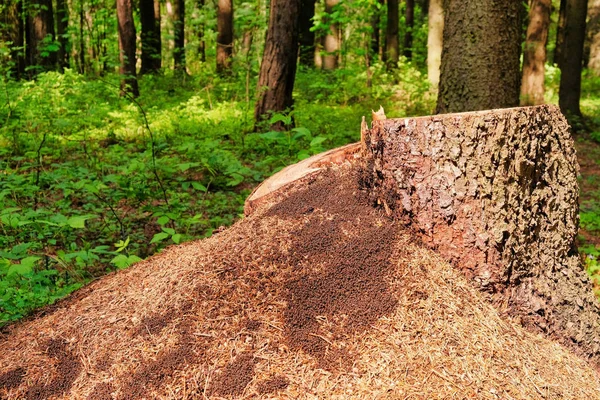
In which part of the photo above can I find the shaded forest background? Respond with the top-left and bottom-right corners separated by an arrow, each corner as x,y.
1,0 -> 600,325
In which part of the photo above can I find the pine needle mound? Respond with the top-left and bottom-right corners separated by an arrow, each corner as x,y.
1,164 -> 600,399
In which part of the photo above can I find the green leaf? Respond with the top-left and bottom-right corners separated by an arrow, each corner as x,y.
291,127 -> 311,140
192,182 -> 207,192
7,257 -> 41,276
111,254 -> 142,269
150,232 -> 170,244
67,215 -> 96,229
172,234 -> 182,244
162,227 -> 176,235
310,136 -> 327,147
157,216 -> 170,225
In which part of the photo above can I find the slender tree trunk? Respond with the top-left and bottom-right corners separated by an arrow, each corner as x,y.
323,0 -> 340,70
56,0 -> 68,71
217,0 -> 233,74
559,0 -> 588,119
172,0 -> 185,73
403,0 -> 415,59
78,1 -> 85,74
370,0 -> 383,62
1,0 -> 26,78
140,0 -> 161,74
116,0 -> 139,97
197,0 -> 206,62
588,0 -> 600,73
254,0 -> 300,129
436,0 -> 522,113
27,0 -> 56,72
298,0 -> 316,67
555,0 -> 566,66
520,0 -> 551,106
427,0 -> 443,86
385,0 -> 399,68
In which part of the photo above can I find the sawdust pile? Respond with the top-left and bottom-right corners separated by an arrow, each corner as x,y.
1,165 -> 600,399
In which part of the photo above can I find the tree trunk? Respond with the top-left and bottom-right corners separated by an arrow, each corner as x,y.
217,0 -> 233,74
436,0 -> 522,113
1,0 -> 26,79
26,0 -> 56,72
520,0 -> 551,106
370,0 -> 383,62
559,0 -> 588,119
555,0 -> 567,66
254,0 -> 300,129
587,0 -> 600,74
361,104 -> 600,366
172,0 -> 185,73
427,0 -> 443,86
385,0 -> 399,68
116,0 -> 139,97
78,1 -> 85,74
56,0 -> 68,71
140,0 -> 161,74
298,0 -> 316,67
197,0 -> 205,63
323,0 -> 340,70
403,0 -> 414,59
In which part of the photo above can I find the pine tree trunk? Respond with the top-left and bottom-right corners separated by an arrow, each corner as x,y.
26,0 -> 56,72
172,0 -> 185,73
427,0 -> 443,86
197,0 -> 205,63
254,0 -> 300,129
587,0 -> 600,74
298,0 -> 316,67
140,0 -> 161,74
436,0 -> 522,113
361,105 -> 600,365
555,0 -> 567,66
323,0 -> 340,70
385,0 -> 399,68
56,0 -> 68,71
520,0 -> 551,106
116,0 -> 139,97
559,0 -> 588,119
216,0 -> 233,74
403,0 -> 414,59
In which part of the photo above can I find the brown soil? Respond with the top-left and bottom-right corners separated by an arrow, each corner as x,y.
1,163 -> 600,399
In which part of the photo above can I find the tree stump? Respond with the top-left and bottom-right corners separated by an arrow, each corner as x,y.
360,104 -> 600,363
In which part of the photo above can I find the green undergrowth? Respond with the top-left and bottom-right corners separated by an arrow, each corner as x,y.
0,62 -> 435,325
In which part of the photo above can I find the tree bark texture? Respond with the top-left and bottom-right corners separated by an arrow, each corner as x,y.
385,0 -> 399,68
520,0 -> 551,106
172,0 -> 185,73
323,0 -> 340,70
555,0 -> 567,66
56,0 -> 68,71
140,0 -> 161,74
559,0 -> 588,118
254,0 -> 300,128
361,105 -> 600,364
298,0 -> 316,66
587,0 -> 600,73
116,0 -> 139,97
403,0 -> 415,59
217,0 -> 233,74
436,0 -> 522,113
1,0 -> 26,78
427,0 -> 443,86
26,0 -> 56,71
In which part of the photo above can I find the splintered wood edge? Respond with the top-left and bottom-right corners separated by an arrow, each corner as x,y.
244,143 -> 362,216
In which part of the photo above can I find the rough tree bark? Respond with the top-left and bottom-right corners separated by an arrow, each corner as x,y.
588,0 -> 600,73
217,0 -> 233,74
436,0 -> 522,113
140,0 -> 162,74
323,0 -> 340,70
559,0 -> 588,119
254,0 -> 300,129
116,0 -> 139,97
56,0 -> 68,71
26,0 -> 56,72
172,0 -> 185,73
361,105 -> 600,365
298,0 -> 316,67
555,0 -> 567,66
403,0 -> 415,59
520,0 -> 551,106
385,0 -> 399,68
427,0 -> 443,86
